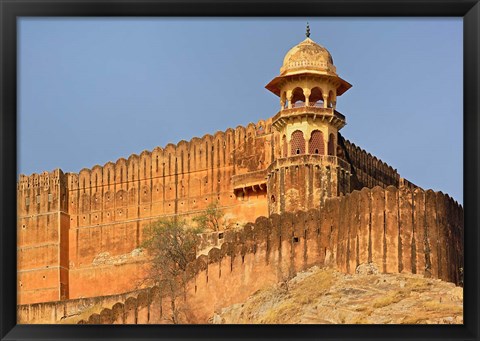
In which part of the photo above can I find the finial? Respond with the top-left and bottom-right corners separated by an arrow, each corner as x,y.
306,22 -> 310,38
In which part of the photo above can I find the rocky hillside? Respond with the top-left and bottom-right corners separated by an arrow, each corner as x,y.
211,266 -> 463,324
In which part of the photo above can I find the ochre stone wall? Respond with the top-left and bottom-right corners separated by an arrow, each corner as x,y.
17,186 -> 463,324
17,120 -> 275,304
16,117 -> 439,305
337,134 -> 403,190
17,170 -> 70,304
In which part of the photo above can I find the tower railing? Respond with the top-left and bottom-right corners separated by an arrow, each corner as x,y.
291,101 -> 331,109
273,106 -> 346,127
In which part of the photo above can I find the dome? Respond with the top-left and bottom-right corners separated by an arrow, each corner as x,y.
280,38 -> 336,76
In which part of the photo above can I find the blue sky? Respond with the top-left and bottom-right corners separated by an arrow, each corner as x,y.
18,18 -> 463,203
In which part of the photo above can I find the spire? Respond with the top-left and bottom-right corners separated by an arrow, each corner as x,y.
306,22 -> 310,38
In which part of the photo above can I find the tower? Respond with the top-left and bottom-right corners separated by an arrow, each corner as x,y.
265,26 -> 353,214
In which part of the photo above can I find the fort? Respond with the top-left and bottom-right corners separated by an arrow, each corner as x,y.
17,29 -> 463,323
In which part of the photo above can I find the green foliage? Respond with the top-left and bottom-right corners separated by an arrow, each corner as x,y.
142,219 -> 200,275
141,218 -> 204,323
192,200 -> 228,231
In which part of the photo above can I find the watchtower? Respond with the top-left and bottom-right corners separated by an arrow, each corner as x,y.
265,25 -> 353,214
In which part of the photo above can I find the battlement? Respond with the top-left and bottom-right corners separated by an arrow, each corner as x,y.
338,135 -> 400,189
17,186 -> 464,324
17,169 -> 66,190
58,118 -> 273,192
16,116 -> 422,306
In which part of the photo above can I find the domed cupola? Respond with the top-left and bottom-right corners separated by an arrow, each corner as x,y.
280,37 -> 336,77
266,24 -> 351,102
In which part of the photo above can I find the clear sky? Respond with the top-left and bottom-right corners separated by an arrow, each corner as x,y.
18,18 -> 463,204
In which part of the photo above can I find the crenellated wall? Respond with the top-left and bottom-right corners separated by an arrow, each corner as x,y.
18,119 -> 275,304
337,134 -> 402,190
17,186 -> 463,324
16,117 -> 437,305
17,170 -> 70,305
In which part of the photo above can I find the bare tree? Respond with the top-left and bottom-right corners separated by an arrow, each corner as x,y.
142,218 -> 203,323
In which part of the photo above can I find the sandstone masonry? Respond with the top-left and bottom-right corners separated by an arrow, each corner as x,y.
17,32 -> 463,314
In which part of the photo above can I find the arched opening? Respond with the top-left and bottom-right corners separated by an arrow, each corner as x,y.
282,135 -> 288,157
328,133 -> 335,156
309,87 -> 324,107
309,130 -> 325,155
291,87 -> 305,108
290,130 -> 305,155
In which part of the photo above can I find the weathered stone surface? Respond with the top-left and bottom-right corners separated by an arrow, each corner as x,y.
213,266 -> 463,325
398,187 -> 414,274
384,186 -> 399,273
24,188 -> 464,325
356,262 -> 380,275
358,188 -> 370,266
112,302 -> 125,324
370,186 -> 385,272
16,34 -> 463,328
425,190 -> 438,278
413,189 -> 426,276
100,308 -> 114,324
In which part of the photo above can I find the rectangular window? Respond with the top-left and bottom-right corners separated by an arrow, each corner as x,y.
36,195 -> 40,204
25,197 -> 30,206
48,193 -> 53,202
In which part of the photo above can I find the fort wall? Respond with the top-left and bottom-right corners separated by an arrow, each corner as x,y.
18,186 -> 464,324
17,119 -> 274,303
17,170 -> 70,304
17,119 -> 430,305
338,135 -> 402,190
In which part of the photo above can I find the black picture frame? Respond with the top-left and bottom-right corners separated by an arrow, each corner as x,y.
1,1 -> 478,340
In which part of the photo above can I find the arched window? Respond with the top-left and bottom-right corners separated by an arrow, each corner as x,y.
290,130 -> 305,155
309,130 -> 324,155
282,135 -> 288,157
328,133 -> 335,156
310,87 -> 323,107
291,87 -> 305,108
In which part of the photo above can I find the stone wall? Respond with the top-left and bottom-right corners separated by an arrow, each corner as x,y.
17,119 -> 274,304
338,134 -> 401,190
17,288 -> 143,324
17,169 -> 70,304
17,186 -> 463,324
16,119 -> 434,305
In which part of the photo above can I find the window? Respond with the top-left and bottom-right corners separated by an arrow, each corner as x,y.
290,130 -> 305,155
309,130 -> 325,155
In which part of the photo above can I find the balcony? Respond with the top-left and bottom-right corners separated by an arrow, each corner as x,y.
232,169 -> 268,193
272,103 -> 346,131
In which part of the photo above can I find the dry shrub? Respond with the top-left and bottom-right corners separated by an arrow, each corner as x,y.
372,290 -> 409,308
